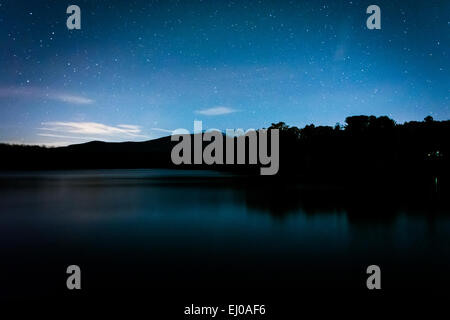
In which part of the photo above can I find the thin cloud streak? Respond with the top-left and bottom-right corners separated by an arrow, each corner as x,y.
38,121 -> 149,141
150,127 -> 174,133
195,106 -> 237,116
54,94 -> 94,105
0,87 -> 94,105
37,133 -> 104,141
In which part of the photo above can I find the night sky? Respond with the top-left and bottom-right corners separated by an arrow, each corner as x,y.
0,0 -> 448,146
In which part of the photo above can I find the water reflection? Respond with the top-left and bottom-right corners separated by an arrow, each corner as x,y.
0,169 -> 449,298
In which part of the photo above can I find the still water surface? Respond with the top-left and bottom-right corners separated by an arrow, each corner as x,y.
1,169 -> 449,298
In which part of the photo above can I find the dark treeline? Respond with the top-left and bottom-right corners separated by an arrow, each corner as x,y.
0,115 -> 449,191
269,115 -> 448,182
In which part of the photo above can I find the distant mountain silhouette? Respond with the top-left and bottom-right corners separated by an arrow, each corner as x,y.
0,135 -> 175,170
1,115 -> 449,191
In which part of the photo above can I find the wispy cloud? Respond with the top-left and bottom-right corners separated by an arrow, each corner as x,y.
0,87 -> 94,105
53,94 -> 94,105
150,127 -> 174,133
38,121 -> 149,141
195,106 -> 237,116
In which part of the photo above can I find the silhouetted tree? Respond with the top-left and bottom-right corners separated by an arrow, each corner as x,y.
345,115 -> 370,133
424,115 -> 434,123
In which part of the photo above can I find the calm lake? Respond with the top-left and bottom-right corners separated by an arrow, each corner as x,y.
1,169 -> 449,299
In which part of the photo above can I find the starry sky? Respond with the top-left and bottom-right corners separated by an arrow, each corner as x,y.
0,0 -> 448,146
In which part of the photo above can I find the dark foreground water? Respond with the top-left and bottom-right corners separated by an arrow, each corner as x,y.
1,169 -> 449,300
